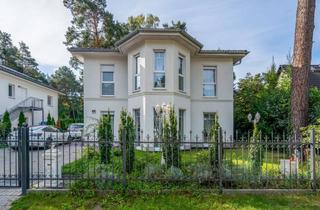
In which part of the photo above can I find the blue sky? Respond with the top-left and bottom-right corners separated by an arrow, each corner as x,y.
1,0 -> 320,80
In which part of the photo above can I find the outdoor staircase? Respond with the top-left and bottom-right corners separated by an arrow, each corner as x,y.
0,97 -> 43,121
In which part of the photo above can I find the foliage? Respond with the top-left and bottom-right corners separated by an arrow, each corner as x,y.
308,87 -> 320,124
18,111 -> 26,127
97,112 -> 113,164
118,110 -> 136,173
2,111 -> 11,138
0,30 -> 48,83
49,66 -> 83,130
249,123 -> 265,177
162,105 -> 180,168
47,113 -> 53,126
127,14 -> 160,31
209,115 -> 220,172
235,63 -> 291,136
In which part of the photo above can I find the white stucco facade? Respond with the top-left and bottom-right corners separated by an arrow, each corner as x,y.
70,29 -> 248,142
0,65 -> 60,128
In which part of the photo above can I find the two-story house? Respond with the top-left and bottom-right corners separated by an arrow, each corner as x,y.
69,29 -> 248,143
0,64 -> 61,127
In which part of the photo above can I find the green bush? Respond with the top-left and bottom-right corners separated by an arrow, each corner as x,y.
98,113 -> 113,164
162,105 -> 180,168
118,110 -> 136,173
209,115 -> 220,173
18,111 -> 26,127
2,111 -> 11,138
249,124 -> 265,177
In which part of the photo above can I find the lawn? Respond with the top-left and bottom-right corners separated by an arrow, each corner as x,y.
61,146 -> 315,190
10,191 -> 320,210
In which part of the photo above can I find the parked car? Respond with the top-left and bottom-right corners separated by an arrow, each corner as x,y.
67,123 -> 84,141
8,126 -> 55,149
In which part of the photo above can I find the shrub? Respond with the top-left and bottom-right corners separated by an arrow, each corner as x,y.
2,111 -> 11,138
249,123 -> 265,177
18,111 -> 26,127
162,105 -> 180,168
118,110 -> 136,173
144,164 -> 163,179
98,112 -> 113,164
209,115 -> 220,173
165,166 -> 183,179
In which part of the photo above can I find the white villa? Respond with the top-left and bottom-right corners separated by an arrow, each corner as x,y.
70,29 -> 248,143
0,64 -> 61,128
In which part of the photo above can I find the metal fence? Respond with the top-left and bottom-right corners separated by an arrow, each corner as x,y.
0,126 -> 319,194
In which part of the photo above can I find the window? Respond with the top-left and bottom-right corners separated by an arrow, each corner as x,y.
47,95 -> 52,106
134,55 -> 141,91
179,109 -> 185,140
178,55 -> 185,91
101,65 -> 115,96
203,113 -> 216,141
202,67 -> 217,97
8,84 -> 15,98
154,51 -> 165,88
101,111 -> 115,134
133,109 -> 141,144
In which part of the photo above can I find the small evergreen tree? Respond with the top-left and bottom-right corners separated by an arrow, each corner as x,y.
2,111 -> 11,138
47,113 -> 53,125
18,111 -> 26,127
162,105 -> 180,168
118,110 -> 135,173
97,113 -> 113,164
249,123 -> 265,177
51,117 -> 56,127
209,115 -> 220,173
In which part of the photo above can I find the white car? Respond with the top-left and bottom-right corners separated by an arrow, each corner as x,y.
8,125 -> 70,149
67,123 -> 84,141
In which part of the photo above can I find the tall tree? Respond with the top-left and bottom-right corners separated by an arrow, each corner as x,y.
0,31 -> 20,70
127,14 -> 160,31
291,0 -> 316,139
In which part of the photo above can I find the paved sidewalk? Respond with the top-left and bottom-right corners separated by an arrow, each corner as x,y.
0,188 -> 21,210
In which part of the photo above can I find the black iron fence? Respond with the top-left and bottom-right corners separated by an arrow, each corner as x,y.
1,126 -> 320,194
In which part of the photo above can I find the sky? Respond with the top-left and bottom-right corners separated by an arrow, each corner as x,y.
1,0 -> 320,80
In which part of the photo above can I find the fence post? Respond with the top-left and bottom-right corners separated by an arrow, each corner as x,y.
218,127 -> 223,194
122,129 -> 127,191
310,128 -> 316,191
19,124 -> 29,195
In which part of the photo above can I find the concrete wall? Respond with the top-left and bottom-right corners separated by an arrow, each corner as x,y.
0,71 -> 59,128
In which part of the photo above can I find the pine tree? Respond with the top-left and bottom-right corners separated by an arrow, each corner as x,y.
2,111 -> 11,138
162,105 -> 180,168
18,111 -> 26,127
47,113 -> 52,126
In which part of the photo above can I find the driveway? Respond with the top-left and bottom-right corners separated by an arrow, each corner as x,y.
0,142 -> 86,188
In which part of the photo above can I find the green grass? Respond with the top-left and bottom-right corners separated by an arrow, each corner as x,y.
10,191 -> 320,210
61,147 -> 316,189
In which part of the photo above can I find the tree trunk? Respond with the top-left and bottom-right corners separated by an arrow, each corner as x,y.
291,0 -> 315,141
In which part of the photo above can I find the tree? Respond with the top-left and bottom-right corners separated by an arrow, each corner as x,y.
2,111 -> 11,138
118,110 -> 135,173
127,14 -> 160,31
0,30 -> 20,70
163,21 -> 187,31
50,66 -> 83,129
47,113 -> 53,126
291,0 -> 316,140
18,111 -> 26,127
249,122 -> 264,177
97,113 -> 113,164
209,115 -> 220,173
162,105 -> 180,168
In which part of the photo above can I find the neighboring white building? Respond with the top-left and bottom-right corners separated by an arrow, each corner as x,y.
70,29 -> 248,143
0,64 -> 61,128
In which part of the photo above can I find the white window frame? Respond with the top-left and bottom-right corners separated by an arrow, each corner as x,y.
101,65 -> 115,96
8,84 -> 15,98
202,66 -> 217,97
47,95 -> 53,106
178,55 -> 185,92
153,50 -> 166,89
134,55 -> 141,91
